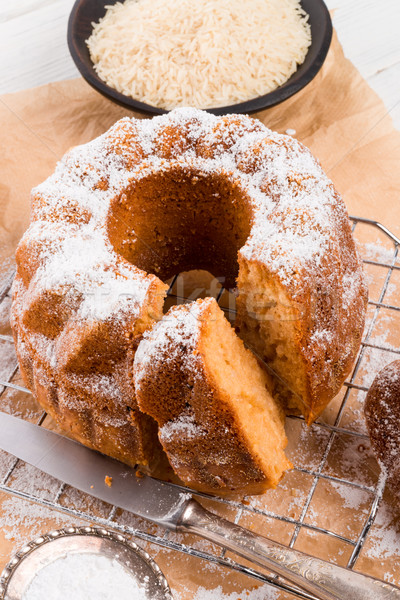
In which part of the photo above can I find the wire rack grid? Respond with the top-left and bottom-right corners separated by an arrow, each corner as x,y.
0,215 -> 399,599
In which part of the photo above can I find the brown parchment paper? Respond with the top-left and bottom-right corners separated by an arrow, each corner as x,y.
1,30 -> 400,599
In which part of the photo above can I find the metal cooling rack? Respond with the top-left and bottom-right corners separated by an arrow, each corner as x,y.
0,215 -> 399,600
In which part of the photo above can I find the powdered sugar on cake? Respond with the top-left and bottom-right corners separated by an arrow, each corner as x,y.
11,107 -> 366,463
160,408 -> 206,443
135,298 -> 210,378
21,107 -> 363,316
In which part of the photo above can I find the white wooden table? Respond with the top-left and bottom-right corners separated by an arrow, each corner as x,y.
1,0 -> 399,129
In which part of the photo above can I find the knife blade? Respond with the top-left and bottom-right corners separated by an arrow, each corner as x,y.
0,411 -> 399,600
0,411 -> 189,527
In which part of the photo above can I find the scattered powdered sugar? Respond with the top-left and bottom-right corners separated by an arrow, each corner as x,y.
176,584 -> 279,600
22,553 -> 147,600
7,462 -> 61,501
329,481 -> 371,510
0,496 -> 78,554
0,292 -> 12,335
364,499 -> 400,560
361,470 -> 400,564
386,281 -> 398,300
285,128 -> 296,135
344,325 -> 399,433
0,340 -> 18,389
363,241 -> 396,265
359,332 -> 398,389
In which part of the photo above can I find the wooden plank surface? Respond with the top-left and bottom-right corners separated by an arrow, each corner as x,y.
1,0 -> 399,128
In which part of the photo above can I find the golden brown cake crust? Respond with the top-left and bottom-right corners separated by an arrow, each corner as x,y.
134,298 -> 292,496
365,360 -> 400,501
11,107 -> 366,480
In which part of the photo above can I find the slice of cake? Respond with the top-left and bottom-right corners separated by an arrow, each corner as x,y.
134,297 -> 292,496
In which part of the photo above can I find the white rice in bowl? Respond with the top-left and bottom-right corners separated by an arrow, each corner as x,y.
86,0 -> 312,110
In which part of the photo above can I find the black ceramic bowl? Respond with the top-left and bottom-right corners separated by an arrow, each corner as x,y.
68,0 -> 332,116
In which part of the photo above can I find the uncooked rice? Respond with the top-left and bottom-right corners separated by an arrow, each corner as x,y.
86,0 -> 312,110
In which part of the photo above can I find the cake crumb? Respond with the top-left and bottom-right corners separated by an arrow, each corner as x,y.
105,476 -> 113,487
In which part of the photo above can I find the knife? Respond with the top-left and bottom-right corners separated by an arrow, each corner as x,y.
0,412 -> 398,600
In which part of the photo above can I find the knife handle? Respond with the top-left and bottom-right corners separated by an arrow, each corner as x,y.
177,499 -> 400,600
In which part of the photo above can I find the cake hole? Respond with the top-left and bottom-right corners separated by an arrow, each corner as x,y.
107,166 -> 252,289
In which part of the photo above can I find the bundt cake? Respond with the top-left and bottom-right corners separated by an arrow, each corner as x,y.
134,297 -> 292,495
11,107 -> 366,483
365,360 -> 400,501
